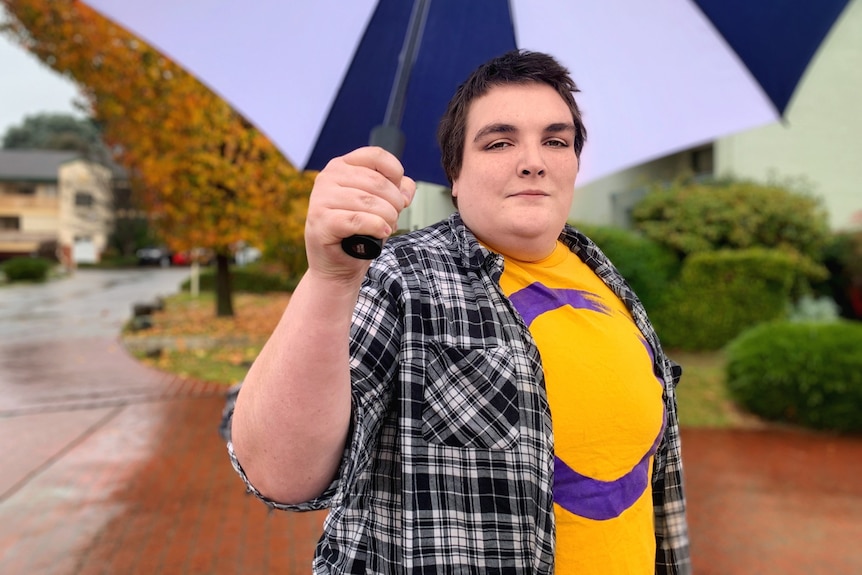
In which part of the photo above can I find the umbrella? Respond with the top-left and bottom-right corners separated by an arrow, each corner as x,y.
81,0 -> 850,253
79,0 -> 850,183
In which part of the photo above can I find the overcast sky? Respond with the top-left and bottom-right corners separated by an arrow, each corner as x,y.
0,19 -> 86,139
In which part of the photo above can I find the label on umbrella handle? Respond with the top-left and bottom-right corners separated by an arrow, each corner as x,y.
341,235 -> 383,260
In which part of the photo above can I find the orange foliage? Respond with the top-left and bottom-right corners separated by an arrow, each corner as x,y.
1,0 -> 313,257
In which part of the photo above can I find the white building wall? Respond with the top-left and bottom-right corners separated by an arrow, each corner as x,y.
569,149 -> 704,227
397,181 -> 456,232
57,160 -> 114,262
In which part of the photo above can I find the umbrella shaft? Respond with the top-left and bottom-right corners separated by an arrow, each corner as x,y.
382,0 -> 432,130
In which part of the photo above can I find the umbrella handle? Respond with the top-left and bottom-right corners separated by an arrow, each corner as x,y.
340,124 -> 404,259
341,235 -> 383,260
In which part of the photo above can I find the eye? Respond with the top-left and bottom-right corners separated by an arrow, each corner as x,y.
545,139 -> 569,148
486,141 -> 511,150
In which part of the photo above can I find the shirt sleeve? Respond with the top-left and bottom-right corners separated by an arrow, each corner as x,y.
226,254 -> 405,512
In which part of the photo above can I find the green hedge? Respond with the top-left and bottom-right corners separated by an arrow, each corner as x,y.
574,223 -> 680,313
180,266 -> 299,293
631,178 -> 829,290
726,321 -> 862,432
652,248 -> 795,350
1,257 -> 53,282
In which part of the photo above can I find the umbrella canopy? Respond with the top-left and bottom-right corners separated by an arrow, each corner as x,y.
81,0 -> 850,187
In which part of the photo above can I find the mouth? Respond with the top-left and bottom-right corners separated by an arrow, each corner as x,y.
509,190 -> 549,198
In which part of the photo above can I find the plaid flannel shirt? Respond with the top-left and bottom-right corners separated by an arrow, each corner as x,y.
229,213 -> 691,574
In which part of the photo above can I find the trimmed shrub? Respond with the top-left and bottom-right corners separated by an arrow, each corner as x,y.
725,321 -> 862,433
631,177 -> 830,290
652,248 -> 795,350
181,266 -> 299,294
573,223 -> 680,313
1,257 -> 53,282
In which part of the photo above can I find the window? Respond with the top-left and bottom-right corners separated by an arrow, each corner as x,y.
11,184 -> 35,195
0,216 -> 20,230
690,145 -> 714,176
75,191 -> 95,208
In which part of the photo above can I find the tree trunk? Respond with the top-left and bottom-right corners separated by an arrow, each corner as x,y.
215,253 -> 234,317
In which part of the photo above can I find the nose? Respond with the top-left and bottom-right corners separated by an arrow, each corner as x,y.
518,144 -> 546,177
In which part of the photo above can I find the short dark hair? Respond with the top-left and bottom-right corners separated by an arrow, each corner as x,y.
437,50 -> 587,186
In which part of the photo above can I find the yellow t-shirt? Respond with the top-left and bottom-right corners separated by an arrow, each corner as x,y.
499,241 -> 666,574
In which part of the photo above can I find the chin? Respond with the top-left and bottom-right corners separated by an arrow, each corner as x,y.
510,214 -> 564,238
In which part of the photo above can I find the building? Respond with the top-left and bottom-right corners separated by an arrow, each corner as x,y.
0,150 -> 118,266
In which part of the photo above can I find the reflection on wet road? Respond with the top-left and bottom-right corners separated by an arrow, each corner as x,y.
0,269 -> 190,344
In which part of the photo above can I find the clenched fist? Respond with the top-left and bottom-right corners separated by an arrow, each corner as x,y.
304,146 -> 416,281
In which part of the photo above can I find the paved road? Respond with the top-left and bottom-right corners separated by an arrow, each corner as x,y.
0,268 -> 190,415
0,268 -> 190,344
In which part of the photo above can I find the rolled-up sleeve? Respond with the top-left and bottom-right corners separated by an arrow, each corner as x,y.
227,256 -> 404,512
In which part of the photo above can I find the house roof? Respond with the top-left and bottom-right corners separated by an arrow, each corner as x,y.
0,150 -> 83,182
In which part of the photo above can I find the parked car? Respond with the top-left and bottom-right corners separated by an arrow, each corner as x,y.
136,246 -> 172,267
170,251 -> 192,266
171,248 -> 214,266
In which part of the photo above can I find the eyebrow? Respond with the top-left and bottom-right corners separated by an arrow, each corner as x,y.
472,122 -> 576,142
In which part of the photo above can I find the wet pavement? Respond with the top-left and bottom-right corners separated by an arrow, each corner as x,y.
0,268 -> 861,574
0,269 -> 324,574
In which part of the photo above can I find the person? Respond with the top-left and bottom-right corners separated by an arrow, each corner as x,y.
229,49 -> 690,574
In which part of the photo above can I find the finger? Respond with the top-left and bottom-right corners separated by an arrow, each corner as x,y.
320,208 -> 394,242
316,169 -> 409,230
328,166 -> 405,213
400,176 -> 417,209
341,146 -> 405,189
323,185 -> 401,226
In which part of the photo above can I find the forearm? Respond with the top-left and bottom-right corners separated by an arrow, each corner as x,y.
231,270 -> 359,504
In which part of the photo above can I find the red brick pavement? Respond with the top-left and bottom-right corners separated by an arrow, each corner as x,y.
0,338 -> 860,573
682,427 -> 862,574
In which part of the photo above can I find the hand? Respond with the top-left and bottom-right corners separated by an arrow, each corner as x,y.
305,146 -> 416,281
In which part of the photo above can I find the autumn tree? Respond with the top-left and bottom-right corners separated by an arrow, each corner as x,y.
1,0 -> 313,316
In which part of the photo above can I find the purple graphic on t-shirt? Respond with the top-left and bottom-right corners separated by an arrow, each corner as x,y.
508,281 -> 667,521
507,283 -> 611,327
554,405 -> 666,521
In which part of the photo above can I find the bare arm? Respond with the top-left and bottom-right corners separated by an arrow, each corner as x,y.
231,147 -> 415,504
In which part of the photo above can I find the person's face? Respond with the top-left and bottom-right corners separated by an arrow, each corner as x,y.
452,82 -> 579,261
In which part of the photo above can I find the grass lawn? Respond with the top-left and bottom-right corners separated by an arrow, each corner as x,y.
123,291 -> 290,386
668,350 -> 762,428
125,292 -> 762,429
